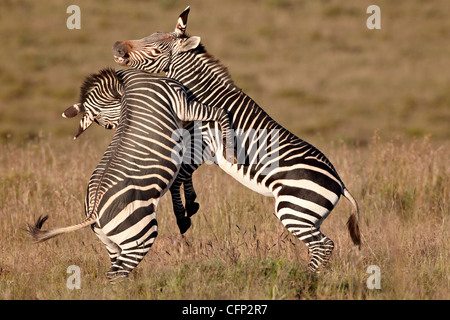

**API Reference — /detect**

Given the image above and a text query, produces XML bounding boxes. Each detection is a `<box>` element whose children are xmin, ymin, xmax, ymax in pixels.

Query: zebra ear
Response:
<box><xmin>74</xmin><ymin>113</ymin><xmax>94</xmax><ymax>140</ymax></box>
<box><xmin>174</xmin><ymin>6</ymin><xmax>190</xmax><ymax>36</ymax></box>
<box><xmin>63</xmin><ymin>103</ymin><xmax>84</xmax><ymax>118</ymax></box>
<box><xmin>180</xmin><ymin>36</ymin><xmax>201</xmax><ymax>52</ymax></box>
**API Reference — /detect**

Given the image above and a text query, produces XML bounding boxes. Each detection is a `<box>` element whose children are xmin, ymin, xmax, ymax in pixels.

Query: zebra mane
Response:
<box><xmin>191</xmin><ymin>43</ymin><xmax>235</xmax><ymax>87</ymax></box>
<box><xmin>79</xmin><ymin>67</ymin><xmax>123</xmax><ymax>104</ymax></box>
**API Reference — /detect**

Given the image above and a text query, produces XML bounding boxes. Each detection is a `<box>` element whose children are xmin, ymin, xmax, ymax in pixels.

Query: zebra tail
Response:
<box><xmin>342</xmin><ymin>188</ymin><xmax>361</xmax><ymax>248</ymax></box>
<box><xmin>26</xmin><ymin>215</ymin><xmax>96</xmax><ymax>243</ymax></box>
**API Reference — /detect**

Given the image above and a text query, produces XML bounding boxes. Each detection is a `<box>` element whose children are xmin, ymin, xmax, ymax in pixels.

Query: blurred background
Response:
<box><xmin>0</xmin><ymin>0</ymin><xmax>449</xmax><ymax>147</ymax></box>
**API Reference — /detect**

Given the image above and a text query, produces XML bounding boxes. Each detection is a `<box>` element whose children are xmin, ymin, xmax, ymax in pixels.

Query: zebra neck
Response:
<box><xmin>168</xmin><ymin>50</ymin><xmax>241</xmax><ymax>107</ymax></box>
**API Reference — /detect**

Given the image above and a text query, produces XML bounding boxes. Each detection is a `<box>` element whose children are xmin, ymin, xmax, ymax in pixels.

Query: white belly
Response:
<box><xmin>217</xmin><ymin>157</ymin><xmax>274</xmax><ymax>197</ymax></box>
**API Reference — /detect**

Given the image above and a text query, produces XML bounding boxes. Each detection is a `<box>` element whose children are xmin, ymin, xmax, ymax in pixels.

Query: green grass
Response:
<box><xmin>0</xmin><ymin>0</ymin><xmax>449</xmax><ymax>300</ymax></box>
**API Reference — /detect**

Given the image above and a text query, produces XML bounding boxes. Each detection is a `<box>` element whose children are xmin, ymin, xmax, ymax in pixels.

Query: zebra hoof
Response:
<box><xmin>186</xmin><ymin>202</ymin><xmax>199</xmax><ymax>217</ymax></box>
<box><xmin>107</xmin><ymin>270</ymin><xmax>129</xmax><ymax>283</ymax></box>
<box><xmin>177</xmin><ymin>216</ymin><xmax>191</xmax><ymax>234</ymax></box>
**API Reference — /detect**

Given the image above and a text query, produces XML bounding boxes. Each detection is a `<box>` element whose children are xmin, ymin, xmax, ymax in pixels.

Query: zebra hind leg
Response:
<box><xmin>92</xmin><ymin>227</ymin><xmax>125</xmax><ymax>280</ymax></box>
<box><xmin>306</xmin><ymin>233</ymin><xmax>335</xmax><ymax>273</ymax></box>
<box><xmin>102</xmin><ymin>218</ymin><xmax>158</xmax><ymax>282</ymax></box>
<box><xmin>106</xmin><ymin>268</ymin><xmax>129</xmax><ymax>283</ymax></box>
<box><xmin>274</xmin><ymin>196</ymin><xmax>335</xmax><ymax>273</ymax></box>
<box><xmin>106</xmin><ymin>243</ymin><xmax>155</xmax><ymax>282</ymax></box>
<box><xmin>106</xmin><ymin>253</ymin><xmax>144</xmax><ymax>282</ymax></box>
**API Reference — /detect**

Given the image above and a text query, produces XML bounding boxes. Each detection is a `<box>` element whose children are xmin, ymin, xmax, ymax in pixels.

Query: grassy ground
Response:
<box><xmin>0</xmin><ymin>0</ymin><xmax>449</xmax><ymax>299</ymax></box>
<box><xmin>0</xmin><ymin>135</ymin><xmax>448</xmax><ymax>299</ymax></box>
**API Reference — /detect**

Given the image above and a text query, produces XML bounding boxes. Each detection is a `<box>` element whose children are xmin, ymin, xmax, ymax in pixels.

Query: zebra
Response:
<box><xmin>111</xmin><ymin>6</ymin><xmax>361</xmax><ymax>272</ymax></box>
<box><xmin>60</xmin><ymin>67</ymin><xmax>233</xmax><ymax>232</ymax></box>
<box><xmin>27</xmin><ymin>67</ymin><xmax>233</xmax><ymax>281</ymax></box>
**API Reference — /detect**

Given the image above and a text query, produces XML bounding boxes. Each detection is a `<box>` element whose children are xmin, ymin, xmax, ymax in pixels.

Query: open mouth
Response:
<box><xmin>114</xmin><ymin>55</ymin><xmax>128</xmax><ymax>66</ymax></box>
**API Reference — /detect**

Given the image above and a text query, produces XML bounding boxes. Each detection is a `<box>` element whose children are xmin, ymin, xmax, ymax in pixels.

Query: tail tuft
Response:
<box><xmin>346</xmin><ymin>212</ymin><xmax>361</xmax><ymax>248</ymax></box>
<box><xmin>26</xmin><ymin>215</ymin><xmax>95</xmax><ymax>243</ymax></box>
<box><xmin>343</xmin><ymin>188</ymin><xmax>361</xmax><ymax>248</ymax></box>
<box><xmin>26</xmin><ymin>215</ymin><xmax>55</xmax><ymax>243</ymax></box>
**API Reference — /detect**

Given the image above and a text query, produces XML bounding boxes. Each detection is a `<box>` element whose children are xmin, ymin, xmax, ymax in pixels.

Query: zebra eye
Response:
<box><xmin>154</xmin><ymin>48</ymin><xmax>161</xmax><ymax>54</ymax></box>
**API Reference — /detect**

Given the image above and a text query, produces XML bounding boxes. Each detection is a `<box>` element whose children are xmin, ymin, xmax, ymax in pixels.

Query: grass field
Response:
<box><xmin>0</xmin><ymin>0</ymin><xmax>449</xmax><ymax>300</ymax></box>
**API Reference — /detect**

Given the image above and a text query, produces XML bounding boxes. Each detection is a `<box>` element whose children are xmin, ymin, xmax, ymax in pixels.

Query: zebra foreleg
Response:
<box><xmin>183</xmin><ymin>176</ymin><xmax>199</xmax><ymax>218</ymax></box>
<box><xmin>170</xmin><ymin>164</ymin><xmax>201</xmax><ymax>234</ymax></box>
<box><xmin>170</xmin><ymin>180</ymin><xmax>191</xmax><ymax>234</ymax></box>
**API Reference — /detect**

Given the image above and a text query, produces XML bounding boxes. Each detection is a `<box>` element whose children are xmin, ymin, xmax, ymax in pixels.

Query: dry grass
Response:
<box><xmin>0</xmin><ymin>0</ymin><xmax>449</xmax><ymax>300</ymax></box>
<box><xmin>0</xmin><ymin>135</ymin><xmax>448</xmax><ymax>299</ymax></box>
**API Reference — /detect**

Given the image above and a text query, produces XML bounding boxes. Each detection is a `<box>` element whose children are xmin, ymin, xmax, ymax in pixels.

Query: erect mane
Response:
<box><xmin>191</xmin><ymin>43</ymin><xmax>235</xmax><ymax>87</ymax></box>
<box><xmin>79</xmin><ymin>67</ymin><xmax>123</xmax><ymax>104</ymax></box>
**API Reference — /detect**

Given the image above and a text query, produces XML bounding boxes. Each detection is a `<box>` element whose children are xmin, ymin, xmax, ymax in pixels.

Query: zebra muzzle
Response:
<box><xmin>114</xmin><ymin>56</ymin><xmax>125</xmax><ymax>64</ymax></box>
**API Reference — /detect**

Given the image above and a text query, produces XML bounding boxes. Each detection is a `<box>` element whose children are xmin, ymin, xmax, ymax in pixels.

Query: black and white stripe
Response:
<box><xmin>111</xmin><ymin>7</ymin><xmax>361</xmax><ymax>273</ymax></box>
<box><xmin>27</xmin><ymin>68</ymin><xmax>232</xmax><ymax>281</ymax></box>
<box><xmin>62</xmin><ymin>68</ymin><xmax>123</xmax><ymax>139</ymax></box>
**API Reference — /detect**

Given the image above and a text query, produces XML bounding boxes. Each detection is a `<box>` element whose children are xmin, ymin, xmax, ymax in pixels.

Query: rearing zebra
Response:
<box><xmin>111</xmin><ymin>7</ymin><xmax>361</xmax><ymax>272</ymax></box>
<box><xmin>61</xmin><ymin>68</ymin><xmax>233</xmax><ymax>232</ymax></box>
<box><xmin>27</xmin><ymin>68</ymin><xmax>233</xmax><ymax>281</ymax></box>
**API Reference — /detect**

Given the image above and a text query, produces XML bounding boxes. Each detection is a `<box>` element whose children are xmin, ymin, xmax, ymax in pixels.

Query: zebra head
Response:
<box><xmin>112</xmin><ymin>6</ymin><xmax>201</xmax><ymax>73</ymax></box>
<box><xmin>63</xmin><ymin>68</ymin><xmax>123</xmax><ymax>139</ymax></box>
